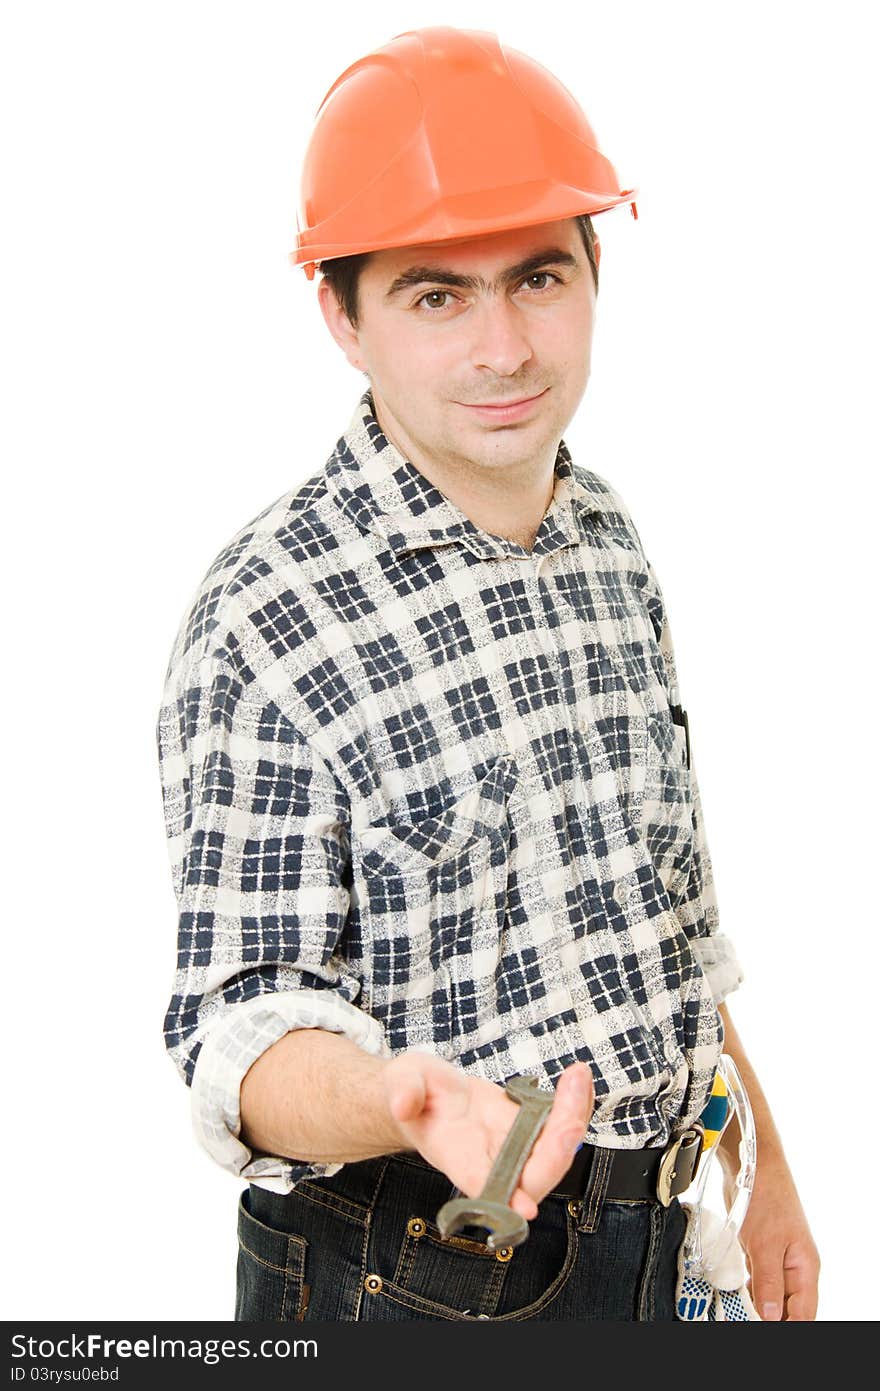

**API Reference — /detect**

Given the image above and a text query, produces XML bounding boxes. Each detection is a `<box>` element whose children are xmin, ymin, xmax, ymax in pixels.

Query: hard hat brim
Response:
<box><xmin>291</xmin><ymin>187</ymin><xmax>638</xmax><ymax>271</ymax></box>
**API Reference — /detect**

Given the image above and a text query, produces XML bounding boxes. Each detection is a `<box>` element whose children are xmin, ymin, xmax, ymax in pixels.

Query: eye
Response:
<box><xmin>521</xmin><ymin>271</ymin><xmax>560</xmax><ymax>291</ymax></box>
<box><xmin>414</xmin><ymin>289</ymin><xmax>456</xmax><ymax>313</ymax></box>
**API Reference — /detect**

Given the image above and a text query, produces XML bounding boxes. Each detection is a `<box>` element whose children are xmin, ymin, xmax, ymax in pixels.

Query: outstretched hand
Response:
<box><xmin>382</xmin><ymin>1052</ymin><xmax>594</xmax><ymax>1222</ymax></box>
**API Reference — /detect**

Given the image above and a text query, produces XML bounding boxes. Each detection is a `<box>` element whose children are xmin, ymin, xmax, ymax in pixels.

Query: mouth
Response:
<box><xmin>456</xmin><ymin>388</ymin><xmax>550</xmax><ymax>424</ymax></box>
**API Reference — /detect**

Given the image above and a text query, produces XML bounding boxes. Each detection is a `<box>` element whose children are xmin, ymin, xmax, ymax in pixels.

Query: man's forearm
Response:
<box><xmin>239</xmin><ymin>1027</ymin><xmax>408</xmax><ymax>1164</ymax></box>
<box><xmin>717</xmin><ymin>1002</ymin><xmax>787</xmax><ymax>1177</ymax></box>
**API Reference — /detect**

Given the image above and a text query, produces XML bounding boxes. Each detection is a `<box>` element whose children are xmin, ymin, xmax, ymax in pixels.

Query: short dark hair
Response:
<box><xmin>319</xmin><ymin>214</ymin><xmax>599</xmax><ymax>329</ymax></box>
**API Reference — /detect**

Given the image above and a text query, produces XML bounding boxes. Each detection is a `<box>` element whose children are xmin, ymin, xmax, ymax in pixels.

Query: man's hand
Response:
<box><xmin>728</xmin><ymin>1156</ymin><xmax>820</xmax><ymax>1321</ymax></box>
<box><xmin>383</xmin><ymin>1052</ymin><xmax>594</xmax><ymax>1222</ymax></box>
<box><xmin>716</xmin><ymin>1004</ymin><xmax>819</xmax><ymax>1320</ymax></box>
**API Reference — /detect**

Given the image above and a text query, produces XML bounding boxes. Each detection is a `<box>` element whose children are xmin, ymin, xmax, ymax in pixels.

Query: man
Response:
<box><xmin>156</xmin><ymin>26</ymin><xmax>818</xmax><ymax>1320</ymax></box>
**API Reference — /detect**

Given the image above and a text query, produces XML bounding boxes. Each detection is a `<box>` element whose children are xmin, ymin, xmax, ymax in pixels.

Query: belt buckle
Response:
<box><xmin>656</xmin><ymin>1124</ymin><xmax>704</xmax><ymax>1207</ymax></box>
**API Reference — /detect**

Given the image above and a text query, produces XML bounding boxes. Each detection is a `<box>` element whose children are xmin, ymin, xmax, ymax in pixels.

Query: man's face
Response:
<box><xmin>319</xmin><ymin>218</ymin><xmax>596</xmax><ymax>483</ymax></box>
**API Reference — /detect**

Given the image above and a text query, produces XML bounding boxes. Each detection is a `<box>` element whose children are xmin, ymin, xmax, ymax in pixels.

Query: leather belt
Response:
<box><xmin>399</xmin><ymin>1123</ymin><xmax>705</xmax><ymax>1210</ymax></box>
<box><xmin>551</xmin><ymin>1126</ymin><xmax>705</xmax><ymax>1206</ymax></box>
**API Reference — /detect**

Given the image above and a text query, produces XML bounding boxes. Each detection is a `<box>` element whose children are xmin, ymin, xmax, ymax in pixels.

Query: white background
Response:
<box><xmin>3</xmin><ymin>0</ymin><xmax>877</xmax><ymax>1321</ymax></box>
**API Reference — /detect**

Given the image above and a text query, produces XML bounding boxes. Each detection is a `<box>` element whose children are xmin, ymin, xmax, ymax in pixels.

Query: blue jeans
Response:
<box><xmin>235</xmin><ymin>1150</ymin><xmax>688</xmax><ymax>1321</ymax></box>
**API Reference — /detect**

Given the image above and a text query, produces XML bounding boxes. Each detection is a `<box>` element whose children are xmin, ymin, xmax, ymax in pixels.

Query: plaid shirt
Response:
<box><xmin>156</xmin><ymin>389</ymin><xmax>743</xmax><ymax>1194</ymax></box>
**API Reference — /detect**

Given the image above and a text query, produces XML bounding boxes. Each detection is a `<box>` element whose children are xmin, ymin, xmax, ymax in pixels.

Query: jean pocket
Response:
<box><xmin>235</xmin><ymin>1190</ymin><xmax>310</xmax><ymax>1322</ymax></box>
<box><xmin>363</xmin><ymin>1206</ymin><xmax>579</xmax><ymax>1321</ymax></box>
<box><xmin>390</xmin><ymin>1214</ymin><xmax>511</xmax><ymax>1318</ymax></box>
<box><xmin>356</xmin><ymin>755</ymin><xmax>517</xmax><ymax>1054</ymax></box>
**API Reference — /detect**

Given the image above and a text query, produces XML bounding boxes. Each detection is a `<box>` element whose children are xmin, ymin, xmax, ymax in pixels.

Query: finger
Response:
<box><xmin>749</xmin><ymin>1242</ymin><xmax>786</xmax><ymax>1322</ymax></box>
<box><xmin>784</xmin><ymin>1289</ymin><xmax>817</xmax><ymax>1321</ymax></box>
<box><xmin>548</xmin><ymin>1064</ymin><xmax>594</xmax><ymax>1147</ymax></box>
<box><xmin>519</xmin><ymin>1066</ymin><xmax>593</xmax><ymax>1199</ymax></box>
<box><xmin>782</xmin><ymin>1246</ymin><xmax>820</xmax><ymax>1321</ymax></box>
<box><xmin>564</xmin><ymin>1061</ymin><xmax>595</xmax><ymax>1112</ymax></box>
<box><xmin>511</xmin><ymin>1187</ymin><xmax>539</xmax><ymax>1222</ymax></box>
<box><xmin>546</xmin><ymin>1063</ymin><xmax>594</xmax><ymax>1134</ymax></box>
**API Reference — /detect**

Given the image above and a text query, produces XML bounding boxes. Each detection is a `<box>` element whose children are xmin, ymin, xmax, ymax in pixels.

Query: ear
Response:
<box><xmin>317</xmin><ymin>279</ymin><xmax>366</xmax><ymax>372</ymax></box>
<box><xmin>594</xmin><ymin>236</ymin><xmax>602</xmax><ymax>268</ymax></box>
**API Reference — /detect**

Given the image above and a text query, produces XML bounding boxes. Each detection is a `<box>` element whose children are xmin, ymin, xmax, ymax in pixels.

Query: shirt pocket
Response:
<box><xmin>356</xmin><ymin>754</ymin><xmax>517</xmax><ymax>1056</ymax></box>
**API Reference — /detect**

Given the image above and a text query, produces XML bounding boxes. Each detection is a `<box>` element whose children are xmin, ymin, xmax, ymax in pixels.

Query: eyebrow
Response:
<box><xmin>382</xmin><ymin>247</ymin><xmax>580</xmax><ymax>302</ymax></box>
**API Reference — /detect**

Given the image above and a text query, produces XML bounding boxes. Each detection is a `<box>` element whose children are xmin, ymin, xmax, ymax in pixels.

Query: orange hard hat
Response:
<box><xmin>291</xmin><ymin>26</ymin><xmax>637</xmax><ymax>280</ymax></box>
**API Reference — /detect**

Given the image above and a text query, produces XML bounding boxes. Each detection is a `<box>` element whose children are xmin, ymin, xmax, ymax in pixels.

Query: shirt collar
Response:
<box><xmin>324</xmin><ymin>388</ymin><xmax>617</xmax><ymax>561</ymax></box>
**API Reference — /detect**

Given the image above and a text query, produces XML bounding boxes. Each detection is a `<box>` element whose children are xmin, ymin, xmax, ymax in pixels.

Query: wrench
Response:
<box><xmin>435</xmin><ymin>1075</ymin><xmax>555</xmax><ymax>1251</ymax></box>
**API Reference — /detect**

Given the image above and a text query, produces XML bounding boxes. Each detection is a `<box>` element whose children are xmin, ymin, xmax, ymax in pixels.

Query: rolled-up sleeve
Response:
<box><xmin>647</xmin><ymin>566</ymin><xmax>745</xmax><ymax>1007</ymax></box>
<box><xmin>156</xmin><ymin>653</ymin><xmax>390</xmax><ymax>1192</ymax></box>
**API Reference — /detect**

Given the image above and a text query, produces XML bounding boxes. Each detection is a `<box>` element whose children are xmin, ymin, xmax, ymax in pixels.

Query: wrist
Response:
<box><xmin>354</xmin><ymin>1051</ymin><xmax>411</xmax><ymax>1155</ymax></box>
<box><xmin>376</xmin><ymin>1052</ymin><xmax>427</xmax><ymax>1155</ymax></box>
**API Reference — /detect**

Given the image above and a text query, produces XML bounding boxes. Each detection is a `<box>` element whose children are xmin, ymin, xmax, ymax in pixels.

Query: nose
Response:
<box><xmin>468</xmin><ymin>297</ymin><xmax>534</xmax><ymax>377</ymax></box>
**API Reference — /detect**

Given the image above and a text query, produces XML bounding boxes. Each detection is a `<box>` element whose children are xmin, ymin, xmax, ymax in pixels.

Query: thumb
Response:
<box><xmin>552</xmin><ymin>1063</ymin><xmax>594</xmax><ymax>1140</ymax></box>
